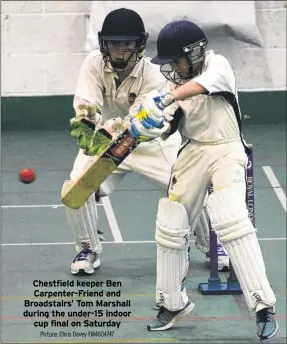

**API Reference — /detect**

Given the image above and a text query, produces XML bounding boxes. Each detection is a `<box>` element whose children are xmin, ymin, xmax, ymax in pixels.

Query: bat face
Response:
<box><xmin>61</xmin><ymin>129</ymin><xmax>139</xmax><ymax>209</ymax></box>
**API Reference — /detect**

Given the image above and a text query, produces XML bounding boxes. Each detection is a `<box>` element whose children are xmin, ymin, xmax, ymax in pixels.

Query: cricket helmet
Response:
<box><xmin>151</xmin><ymin>20</ymin><xmax>208</xmax><ymax>84</ymax></box>
<box><xmin>98</xmin><ymin>8</ymin><xmax>149</xmax><ymax>70</ymax></box>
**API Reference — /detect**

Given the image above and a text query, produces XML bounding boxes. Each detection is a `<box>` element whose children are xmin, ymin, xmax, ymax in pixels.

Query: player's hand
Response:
<box><xmin>134</xmin><ymin>91</ymin><xmax>177</xmax><ymax>129</ymax></box>
<box><xmin>85</xmin><ymin>118</ymin><xmax>129</xmax><ymax>156</ymax></box>
<box><xmin>84</xmin><ymin>127</ymin><xmax>112</xmax><ymax>156</ymax></box>
<box><xmin>154</xmin><ymin>92</ymin><xmax>178</xmax><ymax>121</ymax></box>
<box><xmin>74</xmin><ymin>102</ymin><xmax>103</xmax><ymax>125</ymax></box>
<box><xmin>101</xmin><ymin>117</ymin><xmax>128</xmax><ymax>136</ymax></box>
<box><xmin>134</xmin><ymin>91</ymin><xmax>164</xmax><ymax>129</ymax></box>
<box><xmin>70</xmin><ymin>103</ymin><xmax>102</xmax><ymax>150</ymax></box>
<box><xmin>160</xmin><ymin>93</ymin><xmax>179</xmax><ymax>121</ymax></box>
<box><xmin>129</xmin><ymin>117</ymin><xmax>170</xmax><ymax>142</ymax></box>
<box><xmin>158</xmin><ymin>92</ymin><xmax>176</xmax><ymax>109</ymax></box>
<box><xmin>70</xmin><ymin>117</ymin><xmax>96</xmax><ymax>150</ymax></box>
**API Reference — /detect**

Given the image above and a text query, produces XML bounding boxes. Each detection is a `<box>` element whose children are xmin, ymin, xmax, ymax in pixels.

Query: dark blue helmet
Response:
<box><xmin>151</xmin><ymin>20</ymin><xmax>208</xmax><ymax>84</ymax></box>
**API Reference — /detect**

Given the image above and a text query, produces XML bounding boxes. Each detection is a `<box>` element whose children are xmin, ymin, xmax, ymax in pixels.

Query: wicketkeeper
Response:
<box><xmin>62</xmin><ymin>9</ymin><xmax>226</xmax><ymax>276</ymax></box>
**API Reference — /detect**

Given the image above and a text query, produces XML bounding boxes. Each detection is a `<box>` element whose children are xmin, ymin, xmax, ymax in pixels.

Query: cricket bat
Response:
<box><xmin>61</xmin><ymin>122</ymin><xmax>140</xmax><ymax>209</ymax></box>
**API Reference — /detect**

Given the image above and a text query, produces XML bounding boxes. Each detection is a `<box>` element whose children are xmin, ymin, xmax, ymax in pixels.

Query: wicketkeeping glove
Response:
<box><xmin>69</xmin><ymin>103</ymin><xmax>102</xmax><ymax>151</ymax></box>
<box><xmin>85</xmin><ymin>118</ymin><xmax>128</xmax><ymax>156</ymax></box>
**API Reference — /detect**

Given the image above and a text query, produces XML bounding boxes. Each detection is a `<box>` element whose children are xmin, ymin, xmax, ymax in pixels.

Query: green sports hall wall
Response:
<box><xmin>1</xmin><ymin>91</ymin><xmax>286</xmax><ymax>130</ymax></box>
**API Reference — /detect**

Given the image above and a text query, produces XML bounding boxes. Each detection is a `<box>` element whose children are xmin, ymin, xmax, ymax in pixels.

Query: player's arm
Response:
<box><xmin>171</xmin><ymin>55</ymin><xmax>236</xmax><ymax>101</ymax></box>
<box><xmin>155</xmin><ymin>81</ymin><xmax>183</xmax><ymax>139</ymax></box>
<box><xmin>172</xmin><ymin>81</ymin><xmax>207</xmax><ymax>100</ymax></box>
<box><xmin>73</xmin><ymin>53</ymin><xmax>104</xmax><ymax>123</ymax></box>
<box><xmin>70</xmin><ymin>54</ymin><xmax>106</xmax><ymax>152</ymax></box>
<box><xmin>148</xmin><ymin>55</ymin><xmax>236</xmax><ymax>138</ymax></box>
<box><xmin>130</xmin><ymin>56</ymin><xmax>236</xmax><ymax>141</ymax></box>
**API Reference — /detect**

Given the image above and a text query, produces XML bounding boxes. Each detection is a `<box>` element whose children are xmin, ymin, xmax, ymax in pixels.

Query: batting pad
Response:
<box><xmin>207</xmin><ymin>188</ymin><xmax>276</xmax><ymax>311</ymax></box>
<box><xmin>65</xmin><ymin>195</ymin><xmax>102</xmax><ymax>254</ymax></box>
<box><xmin>194</xmin><ymin>205</ymin><xmax>210</xmax><ymax>253</ymax></box>
<box><xmin>155</xmin><ymin>198</ymin><xmax>190</xmax><ymax>311</ymax></box>
<box><xmin>206</xmin><ymin>188</ymin><xmax>254</xmax><ymax>242</ymax></box>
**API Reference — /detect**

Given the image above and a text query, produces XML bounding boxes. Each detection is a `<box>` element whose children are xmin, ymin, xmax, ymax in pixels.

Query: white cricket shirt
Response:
<box><xmin>173</xmin><ymin>50</ymin><xmax>242</xmax><ymax>144</ymax></box>
<box><xmin>73</xmin><ymin>50</ymin><xmax>166</xmax><ymax>122</ymax></box>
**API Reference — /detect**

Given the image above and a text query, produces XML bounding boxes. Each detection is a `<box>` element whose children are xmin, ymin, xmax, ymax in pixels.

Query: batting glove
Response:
<box><xmin>129</xmin><ymin>118</ymin><xmax>170</xmax><ymax>142</ymax></box>
<box><xmin>134</xmin><ymin>91</ymin><xmax>177</xmax><ymax>130</ymax></box>
<box><xmin>133</xmin><ymin>91</ymin><xmax>163</xmax><ymax>129</ymax></box>
<box><xmin>157</xmin><ymin>92</ymin><xmax>176</xmax><ymax>109</ymax></box>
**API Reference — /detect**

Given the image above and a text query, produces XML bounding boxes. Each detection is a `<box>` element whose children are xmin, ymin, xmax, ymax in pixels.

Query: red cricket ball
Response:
<box><xmin>19</xmin><ymin>168</ymin><xmax>36</xmax><ymax>184</ymax></box>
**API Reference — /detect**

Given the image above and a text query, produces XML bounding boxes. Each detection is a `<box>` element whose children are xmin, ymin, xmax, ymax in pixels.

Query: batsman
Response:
<box><xmin>130</xmin><ymin>20</ymin><xmax>278</xmax><ymax>340</ymax></box>
<box><xmin>62</xmin><ymin>9</ymin><xmax>227</xmax><ymax>276</ymax></box>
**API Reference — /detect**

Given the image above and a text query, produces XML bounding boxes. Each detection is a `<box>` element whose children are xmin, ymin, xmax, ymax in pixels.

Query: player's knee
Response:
<box><xmin>156</xmin><ymin>198</ymin><xmax>190</xmax><ymax>249</ymax></box>
<box><xmin>206</xmin><ymin>188</ymin><xmax>255</xmax><ymax>243</ymax></box>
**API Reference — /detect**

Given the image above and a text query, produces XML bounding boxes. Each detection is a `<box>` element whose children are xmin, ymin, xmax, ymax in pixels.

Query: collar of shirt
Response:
<box><xmin>103</xmin><ymin>58</ymin><xmax>144</xmax><ymax>78</ymax></box>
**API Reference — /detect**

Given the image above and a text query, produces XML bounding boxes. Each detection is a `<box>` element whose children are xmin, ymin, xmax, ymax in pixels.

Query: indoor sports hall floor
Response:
<box><xmin>1</xmin><ymin>124</ymin><xmax>286</xmax><ymax>343</ymax></box>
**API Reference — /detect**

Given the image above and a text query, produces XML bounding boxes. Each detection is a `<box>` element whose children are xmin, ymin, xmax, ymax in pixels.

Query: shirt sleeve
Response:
<box><xmin>126</xmin><ymin>64</ymin><xmax>167</xmax><ymax>119</ymax></box>
<box><xmin>192</xmin><ymin>54</ymin><xmax>236</xmax><ymax>95</ymax></box>
<box><xmin>73</xmin><ymin>52</ymin><xmax>104</xmax><ymax>117</ymax></box>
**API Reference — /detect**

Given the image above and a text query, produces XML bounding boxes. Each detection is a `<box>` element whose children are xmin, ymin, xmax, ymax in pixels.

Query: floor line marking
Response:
<box><xmin>1</xmin><ymin>237</ymin><xmax>286</xmax><ymax>247</ymax></box>
<box><xmin>1</xmin><ymin>204</ymin><xmax>103</xmax><ymax>209</ymax></box>
<box><xmin>101</xmin><ymin>196</ymin><xmax>123</xmax><ymax>242</ymax></box>
<box><xmin>262</xmin><ymin>166</ymin><xmax>286</xmax><ymax>212</ymax></box>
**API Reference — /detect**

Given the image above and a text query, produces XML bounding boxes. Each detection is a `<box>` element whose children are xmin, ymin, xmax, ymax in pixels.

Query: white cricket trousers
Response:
<box><xmin>168</xmin><ymin>139</ymin><xmax>248</xmax><ymax>230</ymax></box>
<box><xmin>70</xmin><ymin>132</ymin><xmax>182</xmax><ymax>194</ymax></box>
